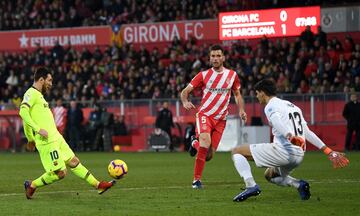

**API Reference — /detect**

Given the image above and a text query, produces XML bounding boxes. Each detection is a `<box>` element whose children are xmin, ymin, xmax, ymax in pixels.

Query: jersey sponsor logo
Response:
<box><xmin>287</xmin><ymin>103</ymin><xmax>295</xmax><ymax>107</ymax></box>
<box><xmin>207</xmin><ymin>88</ymin><xmax>229</xmax><ymax>93</ymax></box>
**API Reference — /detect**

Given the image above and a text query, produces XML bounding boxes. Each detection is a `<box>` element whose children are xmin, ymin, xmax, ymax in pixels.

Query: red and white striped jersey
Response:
<box><xmin>52</xmin><ymin>106</ymin><xmax>67</xmax><ymax>128</ymax></box>
<box><xmin>189</xmin><ymin>67</ymin><xmax>241</xmax><ymax>120</ymax></box>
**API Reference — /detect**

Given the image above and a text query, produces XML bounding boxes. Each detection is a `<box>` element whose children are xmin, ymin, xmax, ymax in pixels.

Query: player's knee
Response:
<box><xmin>56</xmin><ymin>169</ymin><xmax>67</xmax><ymax>179</ymax></box>
<box><xmin>231</xmin><ymin>148</ymin><xmax>237</xmax><ymax>155</ymax></box>
<box><xmin>199</xmin><ymin>136</ymin><xmax>210</xmax><ymax>147</ymax></box>
<box><xmin>231</xmin><ymin>147</ymin><xmax>243</xmax><ymax>156</ymax></box>
<box><xmin>264</xmin><ymin>168</ymin><xmax>279</xmax><ymax>182</ymax></box>
<box><xmin>67</xmin><ymin>156</ymin><xmax>80</xmax><ymax>168</ymax></box>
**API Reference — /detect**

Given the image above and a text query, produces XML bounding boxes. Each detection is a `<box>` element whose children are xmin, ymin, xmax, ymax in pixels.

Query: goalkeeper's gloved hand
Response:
<box><xmin>323</xmin><ymin>147</ymin><xmax>349</xmax><ymax>169</ymax></box>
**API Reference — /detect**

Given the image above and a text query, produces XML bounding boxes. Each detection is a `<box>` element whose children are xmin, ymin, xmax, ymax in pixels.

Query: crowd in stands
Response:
<box><xmin>1</xmin><ymin>0</ymin><xmax>360</xmax><ymax>110</ymax></box>
<box><xmin>1</xmin><ymin>26</ymin><xmax>360</xmax><ymax>109</ymax></box>
<box><xmin>0</xmin><ymin>0</ymin><xmax>356</xmax><ymax>30</ymax></box>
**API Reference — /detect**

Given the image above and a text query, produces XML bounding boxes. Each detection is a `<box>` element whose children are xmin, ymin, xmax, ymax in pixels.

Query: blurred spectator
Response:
<box><xmin>52</xmin><ymin>98</ymin><xmax>67</xmax><ymax>135</ymax></box>
<box><xmin>315</xmin><ymin>26</ymin><xmax>327</xmax><ymax>48</ymax></box>
<box><xmin>113</xmin><ymin>115</ymin><xmax>128</xmax><ymax>136</ymax></box>
<box><xmin>50</xmin><ymin>40</ymin><xmax>65</xmax><ymax>61</ymax></box>
<box><xmin>11</xmin><ymin>93</ymin><xmax>22</xmax><ymax>108</ymax></box>
<box><xmin>101</xmin><ymin>107</ymin><xmax>114</xmax><ymax>151</ymax></box>
<box><xmin>65</xmin><ymin>100</ymin><xmax>83</xmax><ymax>151</ymax></box>
<box><xmin>300</xmin><ymin>26</ymin><xmax>315</xmax><ymax>48</ymax></box>
<box><xmin>86</xmin><ymin>104</ymin><xmax>103</xmax><ymax>151</ymax></box>
<box><xmin>342</xmin><ymin>92</ymin><xmax>360</xmax><ymax>151</ymax></box>
<box><xmin>6</xmin><ymin>70</ymin><xmax>18</xmax><ymax>86</ymax></box>
<box><xmin>155</xmin><ymin>101</ymin><xmax>175</xmax><ymax>151</ymax></box>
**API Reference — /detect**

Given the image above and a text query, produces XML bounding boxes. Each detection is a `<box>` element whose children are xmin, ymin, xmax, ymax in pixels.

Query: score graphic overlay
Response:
<box><xmin>219</xmin><ymin>6</ymin><xmax>320</xmax><ymax>40</ymax></box>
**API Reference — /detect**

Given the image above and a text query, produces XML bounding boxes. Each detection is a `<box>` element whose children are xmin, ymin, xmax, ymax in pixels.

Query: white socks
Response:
<box><xmin>270</xmin><ymin>176</ymin><xmax>300</xmax><ymax>188</ymax></box>
<box><xmin>232</xmin><ymin>154</ymin><xmax>256</xmax><ymax>188</ymax></box>
<box><xmin>232</xmin><ymin>153</ymin><xmax>300</xmax><ymax>189</ymax></box>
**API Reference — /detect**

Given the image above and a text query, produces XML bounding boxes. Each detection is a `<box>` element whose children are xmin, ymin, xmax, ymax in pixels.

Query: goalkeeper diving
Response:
<box><xmin>231</xmin><ymin>79</ymin><xmax>349</xmax><ymax>202</ymax></box>
<box><xmin>19</xmin><ymin>67</ymin><xmax>115</xmax><ymax>199</ymax></box>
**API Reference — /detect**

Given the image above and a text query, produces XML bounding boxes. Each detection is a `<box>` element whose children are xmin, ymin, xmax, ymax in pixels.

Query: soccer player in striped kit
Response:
<box><xmin>181</xmin><ymin>44</ymin><xmax>247</xmax><ymax>189</ymax></box>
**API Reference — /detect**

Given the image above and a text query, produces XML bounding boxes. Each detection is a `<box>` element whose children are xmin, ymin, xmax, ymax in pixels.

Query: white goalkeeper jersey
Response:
<box><xmin>264</xmin><ymin>97</ymin><xmax>307</xmax><ymax>151</ymax></box>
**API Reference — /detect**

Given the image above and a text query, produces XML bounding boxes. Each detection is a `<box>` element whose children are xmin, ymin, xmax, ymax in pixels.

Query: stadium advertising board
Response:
<box><xmin>0</xmin><ymin>26</ymin><xmax>111</xmax><ymax>51</ymax></box>
<box><xmin>120</xmin><ymin>20</ymin><xmax>218</xmax><ymax>44</ymax></box>
<box><xmin>219</xmin><ymin>6</ymin><xmax>320</xmax><ymax>40</ymax></box>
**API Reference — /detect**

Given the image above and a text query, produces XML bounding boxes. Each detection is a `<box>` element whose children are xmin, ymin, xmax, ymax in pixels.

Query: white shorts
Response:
<box><xmin>250</xmin><ymin>142</ymin><xmax>304</xmax><ymax>176</ymax></box>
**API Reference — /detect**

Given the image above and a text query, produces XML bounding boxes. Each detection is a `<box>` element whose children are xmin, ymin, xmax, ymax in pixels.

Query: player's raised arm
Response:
<box><xmin>233</xmin><ymin>89</ymin><xmax>247</xmax><ymax>122</ymax></box>
<box><xmin>180</xmin><ymin>84</ymin><xmax>196</xmax><ymax>110</ymax></box>
<box><xmin>304</xmin><ymin>124</ymin><xmax>349</xmax><ymax>169</ymax></box>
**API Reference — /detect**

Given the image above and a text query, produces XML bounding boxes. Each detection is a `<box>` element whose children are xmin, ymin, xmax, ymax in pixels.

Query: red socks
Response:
<box><xmin>194</xmin><ymin>147</ymin><xmax>208</xmax><ymax>180</ymax></box>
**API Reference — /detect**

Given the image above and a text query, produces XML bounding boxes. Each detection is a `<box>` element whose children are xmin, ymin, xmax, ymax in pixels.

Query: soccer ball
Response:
<box><xmin>113</xmin><ymin>145</ymin><xmax>121</xmax><ymax>152</ymax></box>
<box><xmin>108</xmin><ymin>159</ymin><xmax>128</xmax><ymax>179</ymax></box>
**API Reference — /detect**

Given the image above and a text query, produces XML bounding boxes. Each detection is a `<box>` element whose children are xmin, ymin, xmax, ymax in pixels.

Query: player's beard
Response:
<box><xmin>42</xmin><ymin>84</ymin><xmax>50</xmax><ymax>94</ymax></box>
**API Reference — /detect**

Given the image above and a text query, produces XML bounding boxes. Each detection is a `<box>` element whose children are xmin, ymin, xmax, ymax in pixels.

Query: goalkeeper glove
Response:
<box><xmin>323</xmin><ymin>147</ymin><xmax>349</xmax><ymax>169</ymax></box>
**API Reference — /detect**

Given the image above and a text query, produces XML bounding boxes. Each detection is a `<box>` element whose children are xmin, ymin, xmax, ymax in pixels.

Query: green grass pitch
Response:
<box><xmin>0</xmin><ymin>151</ymin><xmax>359</xmax><ymax>216</ymax></box>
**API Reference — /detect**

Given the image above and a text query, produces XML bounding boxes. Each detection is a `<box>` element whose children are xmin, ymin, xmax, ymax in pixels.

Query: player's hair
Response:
<box><xmin>254</xmin><ymin>79</ymin><xmax>277</xmax><ymax>96</ymax></box>
<box><xmin>34</xmin><ymin>67</ymin><xmax>52</xmax><ymax>81</ymax></box>
<box><xmin>209</xmin><ymin>44</ymin><xmax>224</xmax><ymax>55</ymax></box>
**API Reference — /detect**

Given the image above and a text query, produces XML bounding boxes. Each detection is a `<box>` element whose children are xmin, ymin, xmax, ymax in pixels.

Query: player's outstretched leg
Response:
<box><xmin>24</xmin><ymin>171</ymin><xmax>64</xmax><ymax>199</ymax></box>
<box><xmin>68</xmin><ymin>157</ymin><xmax>116</xmax><ymax>194</ymax></box>
<box><xmin>233</xmin><ymin>185</ymin><xmax>261</xmax><ymax>202</ymax></box>
<box><xmin>297</xmin><ymin>180</ymin><xmax>311</xmax><ymax>200</ymax></box>
<box><xmin>98</xmin><ymin>180</ymin><xmax>116</xmax><ymax>194</ymax></box>
<box><xmin>188</xmin><ymin>135</ymin><xmax>199</xmax><ymax>157</ymax></box>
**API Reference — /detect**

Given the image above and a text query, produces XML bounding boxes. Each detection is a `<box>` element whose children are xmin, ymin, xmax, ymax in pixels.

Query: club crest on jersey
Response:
<box><xmin>44</xmin><ymin>103</ymin><xmax>49</xmax><ymax>108</ymax></box>
<box><xmin>53</xmin><ymin>161</ymin><xmax>58</xmax><ymax>166</ymax></box>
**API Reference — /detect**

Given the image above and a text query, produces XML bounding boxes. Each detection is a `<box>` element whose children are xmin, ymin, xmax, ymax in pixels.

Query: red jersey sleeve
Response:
<box><xmin>232</xmin><ymin>72</ymin><xmax>241</xmax><ymax>91</ymax></box>
<box><xmin>189</xmin><ymin>72</ymin><xmax>203</xmax><ymax>88</ymax></box>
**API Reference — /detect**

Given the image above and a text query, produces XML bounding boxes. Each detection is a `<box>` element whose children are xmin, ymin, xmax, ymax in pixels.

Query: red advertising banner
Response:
<box><xmin>219</xmin><ymin>6</ymin><xmax>320</xmax><ymax>40</ymax></box>
<box><xmin>0</xmin><ymin>26</ymin><xmax>111</xmax><ymax>51</ymax></box>
<box><xmin>120</xmin><ymin>19</ymin><xmax>218</xmax><ymax>44</ymax></box>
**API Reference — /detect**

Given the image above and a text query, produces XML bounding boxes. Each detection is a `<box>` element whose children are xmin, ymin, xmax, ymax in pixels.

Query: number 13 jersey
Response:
<box><xmin>264</xmin><ymin>97</ymin><xmax>307</xmax><ymax>149</ymax></box>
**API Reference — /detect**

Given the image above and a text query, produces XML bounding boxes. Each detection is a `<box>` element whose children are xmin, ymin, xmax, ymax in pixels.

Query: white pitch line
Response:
<box><xmin>1</xmin><ymin>179</ymin><xmax>359</xmax><ymax>197</ymax></box>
